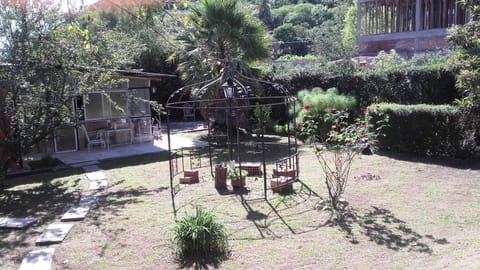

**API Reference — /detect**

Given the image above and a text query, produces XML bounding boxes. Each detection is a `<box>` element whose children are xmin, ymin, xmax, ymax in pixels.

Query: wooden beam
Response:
<box><xmin>358</xmin><ymin>28</ymin><xmax>447</xmax><ymax>42</ymax></box>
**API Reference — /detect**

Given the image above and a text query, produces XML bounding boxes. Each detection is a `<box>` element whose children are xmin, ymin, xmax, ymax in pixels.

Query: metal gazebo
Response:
<box><xmin>165</xmin><ymin>73</ymin><xmax>299</xmax><ymax>216</ymax></box>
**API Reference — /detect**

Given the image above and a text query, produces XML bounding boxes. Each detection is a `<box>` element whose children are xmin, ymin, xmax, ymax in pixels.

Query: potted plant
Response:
<box><xmin>227</xmin><ymin>168</ymin><xmax>247</xmax><ymax>188</ymax></box>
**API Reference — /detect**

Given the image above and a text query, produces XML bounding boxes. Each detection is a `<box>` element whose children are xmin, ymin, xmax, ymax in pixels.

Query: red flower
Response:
<box><xmin>331</xmin><ymin>106</ymin><xmax>337</xmax><ymax>111</ymax></box>
<box><xmin>303</xmin><ymin>104</ymin><xmax>312</xmax><ymax>110</ymax></box>
<box><xmin>364</xmin><ymin>107</ymin><xmax>370</xmax><ymax>115</ymax></box>
<box><xmin>296</xmin><ymin>123</ymin><xmax>302</xmax><ymax>129</ymax></box>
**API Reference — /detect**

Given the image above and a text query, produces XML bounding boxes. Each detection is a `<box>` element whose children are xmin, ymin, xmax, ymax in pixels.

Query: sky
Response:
<box><xmin>58</xmin><ymin>0</ymin><xmax>99</xmax><ymax>12</ymax></box>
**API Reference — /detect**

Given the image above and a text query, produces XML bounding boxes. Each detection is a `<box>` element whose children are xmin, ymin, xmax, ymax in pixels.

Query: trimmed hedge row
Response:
<box><xmin>274</xmin><ymin>67</ymin><xmax>457</xmax><ymax>108</ymax></box>
<box><xmin>369</xmin><ymin>103</ymin><xmax>480</xmax><ymax>158</ymax></box>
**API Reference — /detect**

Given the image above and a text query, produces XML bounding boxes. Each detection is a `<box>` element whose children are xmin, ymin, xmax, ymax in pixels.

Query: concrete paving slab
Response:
<box><xmin>61</xmin><ymin>206</ymin><xmax>90</xmax><ymax>221</ymax></box>
<box><xmin>85</xmin><ymin>171</ymin><xmax>106</xmax><ymax>181</ymax></box>
<box><xmin>89</xmin><ymin>180</ymin><xmax>108</xmax><ymax>190</ymax></box>
<box><xmin>53</xmin><ymin>125</ymin><xmax>208</xmax><ymax>166</ymax></box>
<box><xmin>19</xmin><ymin>248</ymin><xmax>54</xmax><ymax>270</ymax></box>
<box><xmin>0</xmin><ymin>217</ymin><xmax>36</xmax><ymax>229</ymax></box>
<box><xmin>82</xmin><ymin>165</ymin><xmax>101</xmax><ymax>172</ymax></box>
<box><xmin>79</xmin><ymin>194</ymin><xmax>98</xmax><ymax>205</ymax></box>
<box><xmin>36</xmin><ymin>223</ymin><xmax>73</xmax><ymax>245</ymax></box>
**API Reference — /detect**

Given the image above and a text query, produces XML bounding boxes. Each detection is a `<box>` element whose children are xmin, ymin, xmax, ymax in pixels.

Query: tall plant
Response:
<box><xmin>298</xmin><ymin>106</ymin><xmax>387</xmax><ymax>216</ymax></box>
<box><xmin>174</xmin><ymin>207</ymin><xmax>228</xmax><ymax>259</ymax></box>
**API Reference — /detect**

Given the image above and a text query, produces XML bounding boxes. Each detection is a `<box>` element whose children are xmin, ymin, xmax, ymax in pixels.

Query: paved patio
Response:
<box><xmin>53</xmin><ymin>122</ymin><xmax>208</xmax><ymax>167</ymax></box>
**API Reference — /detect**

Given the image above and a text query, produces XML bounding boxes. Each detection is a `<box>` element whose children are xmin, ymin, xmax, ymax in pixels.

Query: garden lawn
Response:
<box><xmin>1</xmin><ymin>145</ymin><xmax>479</xmax><ymax>269</ymax></box>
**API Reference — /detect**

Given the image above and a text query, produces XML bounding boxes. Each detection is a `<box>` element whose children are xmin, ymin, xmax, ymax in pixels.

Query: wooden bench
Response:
<box><xmin>272</xmin><ymin>168</ymin><xmax>296</xmax><ymax>178</ymax></box>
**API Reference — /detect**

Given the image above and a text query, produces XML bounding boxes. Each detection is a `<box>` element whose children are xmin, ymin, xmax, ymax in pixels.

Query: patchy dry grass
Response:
<box><xmin>1</xmin><ymin>140</ymin><xmax>479</xmax><ymax>269</ymax></box>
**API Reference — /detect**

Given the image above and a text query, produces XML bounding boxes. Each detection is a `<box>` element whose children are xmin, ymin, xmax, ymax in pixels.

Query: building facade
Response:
<box><xmin>357</xmin><ymin>0</ymin><xmax>471</xmax><ymax>56</ymax></box>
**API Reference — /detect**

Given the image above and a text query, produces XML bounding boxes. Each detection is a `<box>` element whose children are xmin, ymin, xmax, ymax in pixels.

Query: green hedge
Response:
<box><xmin>273</xmin><ymin>67</ymin><xmax>457</xmax><ymax>108</ymax></box>
<box><xmin>368</xmin><ymin>103</ymin><xmax>479</xmax><ymax>158</ymax></box>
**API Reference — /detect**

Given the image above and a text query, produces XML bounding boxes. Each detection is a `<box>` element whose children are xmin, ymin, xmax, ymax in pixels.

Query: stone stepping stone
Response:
<box><xmin>19</xmin><ymin>248</ymin><xmax>54</xmax><ymax>270</ymax></box>
<box><xmin>0</xmin><ymin>217</ymin><xmax>36</xmax><ymax>229</ymax></box>
<box><xmin>79</xmin><ymin>194</ymin><xmax>98</xmax><ymax>205</ymax></box>
<box><xmin>61</xmin><ymin>206</ymin><xmax>90</xmax><ymax>221</ymax></box>
<box><xmin>36</xmin><ymin>223</ymin><xmax>73</xmax><ymax>245</ymax></box>
<box><xmin>82</xmin><ymin>165</ymin><xmax>101</xmax><ymax>172</ymax></box>
<box><xmin>89</xmin><ymin>180</ymin><xmax>108</xmax><ymax>190</ymax></box>
<box><xmin>85</xmin><ymin>171</ymin><xmax>106</xmax><ymax>181</ymax></box>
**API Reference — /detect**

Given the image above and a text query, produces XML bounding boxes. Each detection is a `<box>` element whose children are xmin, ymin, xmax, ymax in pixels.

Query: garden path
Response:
<box><xmin>19</xmin><ymin>164</ymin><xmax>104</xmax><ymax>269</ymax></box>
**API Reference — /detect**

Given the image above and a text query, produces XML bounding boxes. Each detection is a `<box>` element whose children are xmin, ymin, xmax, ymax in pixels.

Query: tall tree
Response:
<box><xmin>342</xmin><ymin>1</ymin><xmax>357</xmax><ymax>56</ymax></box>
<box><xmin>0</xmin><ymin>1</ymin><xmax>136</xmax><ymax>184</ymax></box>
<box><xmin>258</xmin><ymin>0</ymin><xmax>274</xmax><ymax>30</ymax></box>
<box><xmin>171</xmin><ymin>0</ymin><xmax>271</xmax><ymax>82</ymax></box>
<box><xmin>447</xmin><ymin>0</ymin><xmax>480</xmax><ymax>104</ymax></box>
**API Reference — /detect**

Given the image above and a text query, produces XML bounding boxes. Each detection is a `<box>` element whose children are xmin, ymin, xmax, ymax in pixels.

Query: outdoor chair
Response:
<box><xmin>81</xmin><ymin>124</ymin><xmax>106</xmax><ymax>151</ymax></box>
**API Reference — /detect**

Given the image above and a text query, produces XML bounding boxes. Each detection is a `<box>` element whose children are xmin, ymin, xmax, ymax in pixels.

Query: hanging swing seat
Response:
<box><xmin>235</xmin><ymin>162</ymin><xmax>262</xmax><ymax>175</ymax></box>
<box><xmin>271</xmin><ymin>176</ymin><xmax>294</xmax><ymax>193</ymax></box>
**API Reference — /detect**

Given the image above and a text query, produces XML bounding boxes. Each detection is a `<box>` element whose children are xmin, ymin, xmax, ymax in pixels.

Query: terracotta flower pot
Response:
<box><xmin>231</xmin><ymin>176</ymin><xmax>246</xmax><ymax>188</ymax></box>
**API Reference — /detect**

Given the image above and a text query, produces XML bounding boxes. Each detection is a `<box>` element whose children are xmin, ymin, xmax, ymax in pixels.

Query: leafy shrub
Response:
<box><xmin>252</xmin><ymin>105</ymin><xmax>277</xmax><ymax>135</ymax></box>
<box><xmin>174</xmin><ymin>207</ymin><xmax>228</xmax><ymax>259</ymax></box>
<box><xmin>295</xmin><ymin>87</ymin><xmax>356</xmax><ymax>139</ymax></box>
<box><xmin>259</xmin><ymin>53</ymin><xmax>457</xmax><ymax>108</ymax></box>
<box><xmin>276</xmin><ymin>54</ymin><xmax>318</xmax><ymax>62</ymax></box>
<box><xmin>227</xmin><ymin>168</ymin><xmax>248</xmax><ymax>179</ymax></box>
<box><xmin>274</xmin><ymin>123</ymin><xmax>293</xmax><ymax>136</ymax></box>
<box><xmin>368</xmin><ymin>103</ymin><xmax>464</xmax><ymax>157</ymax></box>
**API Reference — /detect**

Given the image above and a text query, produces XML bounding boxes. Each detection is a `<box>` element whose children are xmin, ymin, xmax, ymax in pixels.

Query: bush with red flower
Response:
<box><xmin>295</xmin><ymin>87</ymin><xmax>356</xmax><ymax>141</ymax></box>
<box><xmin>297</xmin><ymin>104</ymin><xmax>388</xmax><ymax>216</ymax></box>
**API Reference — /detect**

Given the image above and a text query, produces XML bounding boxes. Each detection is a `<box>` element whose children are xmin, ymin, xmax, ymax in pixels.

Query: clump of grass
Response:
<box><xmin>174</xmin><ymin>207</ymin><xmax>228</xmax><ymax>259</ymax></box>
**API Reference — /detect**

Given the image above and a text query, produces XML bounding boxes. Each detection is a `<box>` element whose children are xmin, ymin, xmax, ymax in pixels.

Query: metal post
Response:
<box><xmin>261</xmin><ymin>106</ymin><xmax>267</xmax><ymax>200</ymax></box>
<box><xmin>208</xmin><ymin>106</ymin><xmax>214</xmax><ymax>177</ymax></box>
<box><xmin>236</xmin><ymin>108</ymin><xmax>241</xmax><ymax>174</ymax></box>
<box><xmin>167</xmin><ymin>108</ymin><xmax>176</xmax><ymax>218</ymax></box>
<box><xmin>287</xmin><ymin>97</ymin><xmax>292</xmax><ymax>168</ymax></box>
<box><xmin>292</xmin><ymin>98</ymin><xmax>299</xmax><ymax>176</ymax></box>
<box><xmin>226</xmin><ymin>97</ymin><xmax>233</xmax><ymax>163</ymax></box>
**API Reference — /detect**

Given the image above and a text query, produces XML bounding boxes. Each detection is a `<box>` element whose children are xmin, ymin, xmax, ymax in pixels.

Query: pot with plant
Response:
<box><xmin>228</xmin><ymin>168</ymin><xmax>247</xmax><ymax>188</ymax></box>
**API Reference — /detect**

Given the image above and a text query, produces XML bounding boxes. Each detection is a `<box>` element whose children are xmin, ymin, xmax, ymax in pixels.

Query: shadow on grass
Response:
<box><xmin>87</xmin><ymin>181</ymin><xmax>169</xmax><ymax>258</ymax></box>
<box><xmin>233</xmin><ymin>180</ymin><xmax>324</xmax><ymax>240</ymax></box>
<box><xmin>4</xmin><ymin>168</ymin><xmax>83</xmax><ymax>188</ymax></box>
<box><xmin>91</xmin><ymin>183</ymin><xmax>169</xmax><ymax>219</ymax></box>
<box><xmin>99</xmin><ymin>152</ymin><xmax>170</xmax><ymax>170</ymax></box>
<box><xmin>377</xmin><ymin>151</ymin><xmax>480</xmax><ymax>170</ymax></box>
<box><xmin>176</xmin><ymin>252</ymin><xmax>227</xmax><ymax>270</ymax></box>
<box><xmin>330</xmin><ymin>206</ymin><xmax>449</xmax><ymax>253</ymax></box>
<box><xmin>0</xmin><ymin>172</ymin><xmax>83</xmax><ymax>258</ymax></box>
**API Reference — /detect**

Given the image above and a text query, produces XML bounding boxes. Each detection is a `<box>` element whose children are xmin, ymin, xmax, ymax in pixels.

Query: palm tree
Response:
<box><xmin>173</xmin><ymin>0</ymin><xmax>271</xmax><ymax>82</ymax></box>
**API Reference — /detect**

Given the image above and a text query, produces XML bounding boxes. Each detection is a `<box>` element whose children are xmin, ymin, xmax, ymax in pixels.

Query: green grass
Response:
<box><xmin>1</xmin><ymin>136</ymin><xmax>479</xmax><ymax>269</ymax></box>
